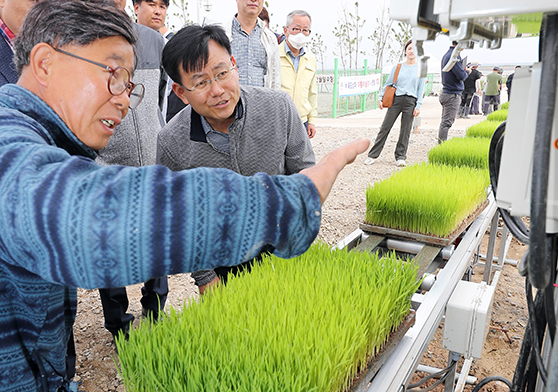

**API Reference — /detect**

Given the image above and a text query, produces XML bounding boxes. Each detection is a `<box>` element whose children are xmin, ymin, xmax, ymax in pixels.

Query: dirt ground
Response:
<box><xmin>73</xmin><ymin>120</ymin><xmax>528</xmax><ymax>392</ymax></box>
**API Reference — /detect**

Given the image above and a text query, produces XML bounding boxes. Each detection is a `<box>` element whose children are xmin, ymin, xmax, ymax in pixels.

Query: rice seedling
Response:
<box><xmin>117</xmin><ymin>244</ymin><xmax>421</xmax><ymax>392</ymax></box>
<box><xmin>501</xmin><ymin>102</ymin><xmax>509</xmax><ymax>110</ymax></box>
<box><xmin>428</xmin><ymin>137</ymin><xmax>490</xmax><ymax>172</ymax></box>
<box><xmin>365</xmin><ymin>163</ymin><xmax>489</xmax><ymax>237</ymax></box>
<box><xmin>465</xmin><ymin>120</ymin><xmax>502</xmax><ymax>139</ymax></box>
<box><xmin>487</xmin><ymin>109</ymin><xmax>508</xmax><ymax>122</ymax></box>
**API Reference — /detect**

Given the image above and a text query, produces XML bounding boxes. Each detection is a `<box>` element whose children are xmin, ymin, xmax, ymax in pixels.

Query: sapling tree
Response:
<box><xmin>170</xmin><ymin>0</ymin><xmax>191</xmax><ymax>30</ymax></box>
<box><xmin>310</xmin><ymin>33</ymin><xmax>328</xmax><ymax>72</ymax></box>
<box><xmin>369</xmin><ymin>1</ymin><xmax>398</xmax><ymax>70</ymax></box>
<box><xmin>333</xmin><ymin>2</ymin><xmax>365</xmax><ymax>70</ymax></box>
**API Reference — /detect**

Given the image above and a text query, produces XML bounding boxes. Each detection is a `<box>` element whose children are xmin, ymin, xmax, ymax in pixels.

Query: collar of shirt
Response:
<box><xmin>199</xmin><ymin>100</ymin><xmax>244</xmax><ymax>154</ymax></box>
<box><xmin>0</xmin><ymin>17</ymin><xmax>15</xmax><ymax>51</ymax></box>
<box><xmin>284</xmin><ymin>41</ymin><xmax>306</xmax><ymax>72</ymax></box>
<box><xmin>232</xmin><ymin>16</ymin><xmax>260</xmax><ymax>35</ymax></box>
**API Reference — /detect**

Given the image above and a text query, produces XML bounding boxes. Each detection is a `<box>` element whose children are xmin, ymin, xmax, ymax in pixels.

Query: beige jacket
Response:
<box><xmin>279</xmin><ymin>42</ymin><xmax>318</xmax><ymax>124</ymax></box>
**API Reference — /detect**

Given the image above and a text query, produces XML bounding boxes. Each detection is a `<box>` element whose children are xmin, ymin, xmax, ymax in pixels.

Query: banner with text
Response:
<box><xmin>338</xmin><ymin>73</ymin><xmax>382</xmax><ymax>97</ymax></box>
<box><xmin>316</xmin><ymin>74</ymin><xmax>335</xmax><ymax>85</ymax></box>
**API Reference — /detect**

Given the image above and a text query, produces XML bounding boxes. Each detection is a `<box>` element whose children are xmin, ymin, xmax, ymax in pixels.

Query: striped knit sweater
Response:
<box><xmin>0</xmin><ymin>84</ymin><xmax>321</xmax><ymax>391</ymax></box>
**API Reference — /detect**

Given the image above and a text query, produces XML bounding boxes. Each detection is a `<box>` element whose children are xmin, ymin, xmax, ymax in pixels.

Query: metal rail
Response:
<box><xmin>358</xmin><ymin>193</ymin><xmax>499</xmax><ymax>391</ymax></box>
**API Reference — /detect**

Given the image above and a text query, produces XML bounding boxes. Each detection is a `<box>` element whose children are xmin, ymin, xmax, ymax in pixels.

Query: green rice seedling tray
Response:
<box><xmin>360</xmin><ymin>198</ymin><xmax>489</xmax><ymax>247</ymax></box>
<box><xmin>347</xmin><ymin>309</ymin><xmax>416</xmax><ymax>392</ymax></box>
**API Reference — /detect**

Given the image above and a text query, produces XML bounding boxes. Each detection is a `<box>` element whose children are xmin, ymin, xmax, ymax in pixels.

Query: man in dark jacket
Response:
<box><xmin>0</xmin><ymin>0</ymin><xmax>33</xmax><ymax>86</ymax></box>
<box><xmin>95</xmin><ymin>0</ymin><xmax>169</xmax><ymax>344</ymax></box>
<box><xmin>506</xmin><ymin>65</ymin><xmax>521</xmax><ymax>101</ymax></box>
<box><xmin>458</xmin><ymin>60</ymin><xmax>482</xmax><ymax>118</ymax></box>
<box><xmin>438</xmin><ymin>41</ymin><xmax>470</xmax><ymax>143</ymax></box>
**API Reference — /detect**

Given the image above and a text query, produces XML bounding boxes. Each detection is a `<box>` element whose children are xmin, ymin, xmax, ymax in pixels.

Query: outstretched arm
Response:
<box><xmin>300</xmin><ymin>138</ymin><xmax>370</xmax><ymax>204</ymax></box>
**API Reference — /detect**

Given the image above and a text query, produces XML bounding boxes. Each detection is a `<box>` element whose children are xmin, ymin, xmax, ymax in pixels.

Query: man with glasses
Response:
<box><xmin>280</xmin><ymin>10</ymin><xmax>317</xmax><ymax>139</ymax></box>
<box><xmin>226</xmin><ymin>0</ymin><xmax>280</xmax><ymax>89</ymax></box>
<box><xmin>0</xmin><ymin>1</ymin><xmax>369</xmax><ymax>389</ymax></box>
<box><xmin>94</xmin><ymin>0</ymin><xmax>169</xmax><ymax>347</ymax></box>
<box><xmin>158</xmin><ymin>24</ymin><xmax>316</xmax><ymax>295</ymax></box>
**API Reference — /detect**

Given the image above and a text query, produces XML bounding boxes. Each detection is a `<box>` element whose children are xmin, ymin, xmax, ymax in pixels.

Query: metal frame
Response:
<box><xmin>339</xmin><ymin>194</ymin><xmax>511</xmax><ymax>391</ymax></box>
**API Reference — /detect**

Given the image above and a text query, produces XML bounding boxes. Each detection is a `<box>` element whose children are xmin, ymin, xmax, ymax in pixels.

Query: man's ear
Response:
<box><xmin>28</xmin><ymin>43</ymin><xmax>56</xmax><ymax>88</ymax></box>
<box><xmin>172</xmin><ymin>82</ymin><xmax>189</xmax><ymax>105</ymax></box>
<box><xmin>133</xmin><ymin>2</ymin><xmax>140</xmax><ymax>16</ymax></box>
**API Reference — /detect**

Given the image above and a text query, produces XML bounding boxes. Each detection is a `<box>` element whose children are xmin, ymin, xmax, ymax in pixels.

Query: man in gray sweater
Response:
<box><xmin>158</xmin><ymin>24</ymin><xmax>315</xmax><ymax>294</ymax></box>
<box><xmin>96</xmin><ymin>0</ymin><xmax>168</xmax><ymax>342</ymax></box>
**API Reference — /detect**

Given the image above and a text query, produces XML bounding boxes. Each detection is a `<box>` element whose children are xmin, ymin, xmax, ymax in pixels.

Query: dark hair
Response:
<box><xmin>259</xmin><ymin>7</ymin><xmax>270</xmax><ymax>24</ymax></box>
<box><xmin>452</xmin><ymin>40</ymin><xmax>458</xmax><ymax>46</ymax></box>
<box><xmin>14</xmin><ymin>0</ymin><xmax>136</xmax><ymax>76</ymax></box>
<box><xmin>133</xmin><ymin>0</ymin><xmax>170</xmax><ymax>7</ymax></box>
<box><xmin>404</xmin><ymin>39</ymin><xmax>412</xmax><ymax>52</ymax></box>
<box><xmin>162</xmin><ymin>24</ymin><xmax>232</xmax><ymax>85</ymax></box>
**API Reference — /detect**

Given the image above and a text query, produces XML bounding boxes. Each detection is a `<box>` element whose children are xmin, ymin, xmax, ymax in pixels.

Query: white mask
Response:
<box><xmin>287</xmin><ymin>32</ymin><xmax>311</xmax><ymax>50</ymax></box>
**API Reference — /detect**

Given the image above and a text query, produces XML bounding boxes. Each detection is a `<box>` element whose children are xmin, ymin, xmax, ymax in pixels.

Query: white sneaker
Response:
<box><xmin>396</xmin><ymin>159</ymin><xmax>407</xmax><ymax>167</ymax></box>
<box><xmin>363</xmin><ymin>157</ymin><xmax>376</xmax><ymax>165</ymax></box>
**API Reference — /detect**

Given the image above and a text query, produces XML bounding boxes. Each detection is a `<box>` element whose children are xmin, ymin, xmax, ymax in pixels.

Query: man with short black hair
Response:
<box><xmin>133</xmin><ymin>0</ymin><xmax>168</xmax><ymax>32</ymax></box>
<box><xmin>458</xmin><ymin>60</ymin><xmax>482</xmax><ymax>118</ymax></box>
<box><xmin>158</xmin><ymin>24</ymin><xmax>316</xmax><ymax>294</ymax></box>
<box><xmin>0</xmin><ymin>2</ymin><xmax>369</xmax><ymax>389</ymax></box>
<box><xmin>95</xmin><ymin>0</ymin><xmax>169</xmax><ymax>345</ymax></box>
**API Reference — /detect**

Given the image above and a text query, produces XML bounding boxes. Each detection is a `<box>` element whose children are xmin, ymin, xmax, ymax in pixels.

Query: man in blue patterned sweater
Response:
<box><xmin>0</xmin><ymin>1</ymin><xmax>369</xmax><ymax>391</ymax></box>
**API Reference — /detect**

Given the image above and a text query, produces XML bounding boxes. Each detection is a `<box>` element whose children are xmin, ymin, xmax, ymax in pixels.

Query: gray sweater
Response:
<box><xmin>157</xmin><ymin>85</ymin><xmax>315</xmax><ymax>285</ymax></box>
<box><xmin>96</xmin><ymin>23</ymin><xmax>165</xmax><ymax>167</ymax></box>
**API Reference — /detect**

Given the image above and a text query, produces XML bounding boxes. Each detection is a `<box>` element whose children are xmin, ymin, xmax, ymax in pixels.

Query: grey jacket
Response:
<box><xmin>157</xmin><ymin>85</ymin><xmax>315</xmax><ymax>286</ymax></box>
<box><xmin>97</xmin><ymin>23</ymin><xmax>166</xmax><ymax>167</ymax></box>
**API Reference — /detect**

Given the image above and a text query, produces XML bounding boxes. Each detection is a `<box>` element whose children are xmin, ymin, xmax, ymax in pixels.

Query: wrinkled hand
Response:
<box><xmin>300</xmin><ymin>138</ymin><xmax>370</xmax><ymax>204</ymax></box>
<box><xmin>307</xmin><ymin>123</ymin><xmax>316</xmax><ymax>138</ymax></box>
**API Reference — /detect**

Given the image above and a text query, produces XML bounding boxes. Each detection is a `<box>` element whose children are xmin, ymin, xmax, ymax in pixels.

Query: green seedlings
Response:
<box><xmin>117</xmin><ymin>244</ymin><xmax>420</xmax><ymax>392</ymax></box>
<box><xmin>365</xmin><ymin>163</ymin><xmax>489</xmax><ymax>237</ymax></box>
<box><xmin>500</xmin><ymin>102</ymin><xmax>509</xmax><ymax>110</ymax></box>
<box><xmin>428</xmin><ymin>137</ymin><xmax>490</xmax><ymax>172</ymax></box>
<box><xmin>487</xmin><ymin>109</ymin><xmax>508</xmax><ymax>122</ymax></box>
<box><xmin>465</xmin><ymin>120</ymin><xmax>502</xmax><ymax>139</ymax></box>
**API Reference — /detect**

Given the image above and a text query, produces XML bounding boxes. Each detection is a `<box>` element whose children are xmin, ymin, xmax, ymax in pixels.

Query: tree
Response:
<box><xmin>170</xmin><ymin>0</ymin><xmax>192</xmax><ymax>30</ymax></box>
<box><xmin>368</xmin><ymin>2</ymin><xmax>394</xmax><ymax>71</ymax></box>
<box><xmin>309</xmin><ymin>33</ymin><xmax>328</xmax><ymax>72</ymax></box>
<box><xmin>392</xmin><ymin>21</ymin><xmax>413</xmax><ymax>62</ymax></box>
<box><xmin>333</xmin><ymin>2</ymin><xmax>365</xmax><ymax>70</ymax></box>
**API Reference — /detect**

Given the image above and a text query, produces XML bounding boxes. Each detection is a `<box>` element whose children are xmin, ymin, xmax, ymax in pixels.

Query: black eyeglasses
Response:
<box><xmin>53</xmin><ymin>47</ymin><xmax>145</xmax><ymax>109</ymax></box>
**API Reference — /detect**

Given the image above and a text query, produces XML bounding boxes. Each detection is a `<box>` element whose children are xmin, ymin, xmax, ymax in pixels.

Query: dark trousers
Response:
<box><xmin>437</xmin><ymin>92</ymin><xmax>461</xmax><ymax>143</ymax></box>
<box><xmin>460</xmin><ymin>92</ymin><xmax>474</xmax><ymax>112</ymax></box>
<box><xmin>98</xmin><ymin>276</ymin><xmax>168</xmax><ymax>336</ymax></box>
<box><xmin>483</xmin><ymin>94</ymin><xmax>499</xmax><ymax>114</ymax></box>
<box><xmin>367</xmin><ymin>94</ymin><xmax>417</xmax><ymax>161</ymax></box>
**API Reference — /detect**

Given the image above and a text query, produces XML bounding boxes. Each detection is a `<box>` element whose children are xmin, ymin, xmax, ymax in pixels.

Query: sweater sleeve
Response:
<box><xmin>0</xmin><ymin>136</ymin><xmax>322</xmax><ymax>289</ymax></box>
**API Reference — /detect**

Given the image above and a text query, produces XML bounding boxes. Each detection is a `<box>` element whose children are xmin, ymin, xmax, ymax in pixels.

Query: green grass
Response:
<box><xmin>117</xmin><ymin>244</ymin><xmax>420</xmax><ymax>392</ymax></box>
<box><xmin>428</xmin><ymin>137</ymin><xmax>490</xmax><ymax>172</ymax></box>
<box><xmin>365</xmin><ymin>163</ymin><xmax>489</xmax><ymax>237</ymax></box>
<box><xmin>500</xmin><ymin>102</ymin><xmax>509</xmax><ymax>110</ymax></box>
<box><xmin>465</xmin><ymin>120</ymin><xmax>502</xmax><ymax>139</ymax></box>
<box><xmin>487</xmin><ymin>109</ymin><xmax>508</xmax><ymax>122</ymax></box>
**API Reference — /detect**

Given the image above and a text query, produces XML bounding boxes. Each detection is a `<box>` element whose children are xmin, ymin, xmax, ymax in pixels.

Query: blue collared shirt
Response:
<box><xmin>284</xmin><ymin>42</ymin><xmax>306</xmax><ymax>72</ymax></box>
<box><xmin>231</xmin><ymin>18</ymin><xmax>267</xmax><ymax>87</ymax></box>
<box><xmin>200</xmin><ymin>101</ymin><xmax>244</xmax><ymax>154</ymax></box>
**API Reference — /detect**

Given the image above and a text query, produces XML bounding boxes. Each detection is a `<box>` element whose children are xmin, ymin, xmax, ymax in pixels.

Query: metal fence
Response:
<box><xmin>316</xmin><ymin>59</ymin><xmax>435</xmax><ymax>119</ymax></box>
